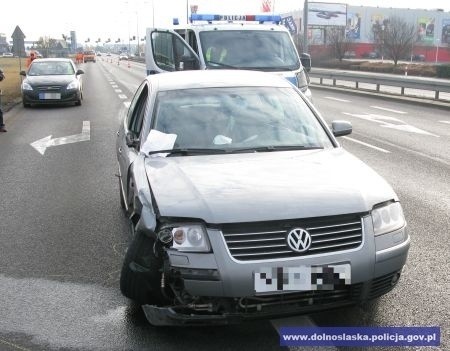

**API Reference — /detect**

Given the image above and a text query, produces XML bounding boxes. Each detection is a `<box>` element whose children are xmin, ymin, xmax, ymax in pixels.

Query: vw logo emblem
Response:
<box><xmin>286</xmin><ymin>228</ymin><xmax>312</xmax><ymax>252</ymax></box>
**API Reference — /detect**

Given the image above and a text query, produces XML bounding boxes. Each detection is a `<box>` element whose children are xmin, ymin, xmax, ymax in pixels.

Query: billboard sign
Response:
<box><xmin>346</xmin><ymin>13</ymin><xmax>361</xmax><ymax>39</ymax></box>
<box><xmin>442</xmin><ymin>19</ymin><xmax>450</xmax><ymax>44</ymax></box>
<box><xmin>418</xmin><ymin>17</ymin><xmax>435</xmax><ymax>43</ymax></box>
<box><xmin>308</xmin><ymin>2</ymin><xmax>347</xmax><ymax>26</ymax></box>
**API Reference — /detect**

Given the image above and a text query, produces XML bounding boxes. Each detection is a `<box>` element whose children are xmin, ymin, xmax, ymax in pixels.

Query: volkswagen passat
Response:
<box><xmin>20</xmin><ymin>58</ymin><xmax>84</xmax><ymax>107</ymax></box>
<box><xmin>116</xmin><ymin>70</ymin><xmax>409</xmax><ymax>326</ymax></box>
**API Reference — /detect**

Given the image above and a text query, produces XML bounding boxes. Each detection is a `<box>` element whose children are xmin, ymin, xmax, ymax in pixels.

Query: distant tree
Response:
<box><xmin>373</xmin><ymin>16</ymin><xmax>417</xmax><ymax>65</ymax></box>
<box><xmin>326</xmin><ymin>26</ymin><xmax>353</xmax><ymax>61</ymax></box>
<box><xmin>35</xmin><ymin>36</ymin><xmax>57</xmax><ymax>57</ymax></box>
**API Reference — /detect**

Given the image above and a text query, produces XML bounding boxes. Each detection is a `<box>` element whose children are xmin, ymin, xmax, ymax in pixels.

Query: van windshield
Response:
<box><xmin>199</xmin><ymin>30</ymin><xmax>300</xmax><ymax>71</ymax></box>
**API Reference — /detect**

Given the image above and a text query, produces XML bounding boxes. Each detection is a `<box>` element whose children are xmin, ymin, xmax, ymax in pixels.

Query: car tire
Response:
<box><xmin>75</xmin><ymin>99</ymin><xmax>82</xmax><ymax>106</ymax></box>
<box><xmin>23</xmin><ymin>101</ymin><xmax>31</xmax><ymax>108</ymax></box>
<box><xmin>120</xmin><ymin>223</ymin><xmax>164</xmax><ymax>305</ymax></box>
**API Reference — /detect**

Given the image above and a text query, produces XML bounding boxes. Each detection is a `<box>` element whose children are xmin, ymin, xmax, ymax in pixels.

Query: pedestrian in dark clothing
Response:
<box><xmin>0</xmin><ymin>68</ymin><xmax>6</xmax><ymax>132</ymax></box>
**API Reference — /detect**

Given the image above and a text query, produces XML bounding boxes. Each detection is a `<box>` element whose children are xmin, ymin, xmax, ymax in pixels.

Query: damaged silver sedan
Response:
<box><xmin>116</xmin><ymin>70</ymin><xmax>409</xmax><ymax>326</ymax></box>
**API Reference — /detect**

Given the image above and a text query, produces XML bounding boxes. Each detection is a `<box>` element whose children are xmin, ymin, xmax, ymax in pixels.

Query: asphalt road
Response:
<box><xmin>0</xmin><ymin>59</ymin><xmax>448</xmax><ymax>351</ymax></box>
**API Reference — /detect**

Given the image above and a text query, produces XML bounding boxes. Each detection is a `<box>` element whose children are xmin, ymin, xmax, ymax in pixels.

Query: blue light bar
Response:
<box><xmin>190</xmin><ymin>14</ymin><xmax>281</xmax><ymax>24</ymax></box>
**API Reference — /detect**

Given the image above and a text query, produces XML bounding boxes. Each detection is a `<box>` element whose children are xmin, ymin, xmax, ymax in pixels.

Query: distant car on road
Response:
<box><xmin>343</xmin><ymin>51</ymin><xmax>356</xmax><ymax>58</ymax></box>
<box><xmin>20</xmin><ymin>58</ymin><xmax>84</xmax><ymax>107</ymax></box>
<box><xmin>83</xmin><ymin>50</ymin><xmax>96</xmax><ymax>63</ymax></box>
<box><xmin>116</xmin><ymin>69</ymin><xmax>409</xmax><ymax>326</ymax></box>
<box><xmin>119</xmin><ymin>54</ymin><xmax>129</xmax><ymax>60</ymax></box>
<box><xmin>412</xmin><ymin>54</ymin><xmax>425</xmax><ymax>62</ymax></box>
<box><xmin>362</xmin><ymin>51</ymin><xmax>380</xmax><ymax>59</ymax></box>
<box><xmin>2</xmin><ymin>52</ymin><xmax>13</xmax><ymax>57</ymax></box>
<box><xmin>106</xmin><ymin>52</ymin><xmax>111</xmax><ymax>57</ymax></box>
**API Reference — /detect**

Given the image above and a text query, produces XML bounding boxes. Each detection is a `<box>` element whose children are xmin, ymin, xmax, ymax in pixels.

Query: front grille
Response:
<box><xmin>239</xmin><ymin>283</ymin><xmax>363</xmax><ymax>311</ymax></box>
<box><xmin>36</xmin><ymin>86</ymin><xmax>62</xmax><ymax>91</ymax></box>
<box><xmin>221</xmin><ymin>214</ymin><xmax>364</xmax><ymax>261</ymax></box>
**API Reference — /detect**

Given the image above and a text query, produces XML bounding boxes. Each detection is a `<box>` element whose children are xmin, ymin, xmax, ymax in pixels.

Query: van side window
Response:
<box><xmin>151</xmin><ymin>31</ymin><xmax>198</xmax><ymax>71</ymax></box>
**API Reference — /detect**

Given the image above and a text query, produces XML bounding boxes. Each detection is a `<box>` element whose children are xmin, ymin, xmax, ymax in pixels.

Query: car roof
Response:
<box><xmin>171</xmin><ymin>23</ymin><xmax>288</xmax><ymax>32</ymax></box>
<box><xmin>31</xmin><ymin>58</ymin><xmax>74</xmax><ymax>63</ymax></box>
<box><xmin>147</xmin><ymin>70</ymin><xmax>293</xmax><ymax>91</ymax></box>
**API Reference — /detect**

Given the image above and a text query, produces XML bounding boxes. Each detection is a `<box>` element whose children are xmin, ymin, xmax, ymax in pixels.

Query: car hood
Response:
<box><xmin>26</xmin><ymin>75</ymin><xmax>75</xmax><ymax>86</ymax></box>
<box><xmin>145</xmin><ymin>149</ymin><xmax>397</xmax><ymax>223</ymax></box>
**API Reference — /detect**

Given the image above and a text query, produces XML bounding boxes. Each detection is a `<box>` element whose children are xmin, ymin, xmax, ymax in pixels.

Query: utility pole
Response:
<box><xmin>303</xmin><ymin>0</ymin><xmax>309</xmax><ymax>53</ymax></box>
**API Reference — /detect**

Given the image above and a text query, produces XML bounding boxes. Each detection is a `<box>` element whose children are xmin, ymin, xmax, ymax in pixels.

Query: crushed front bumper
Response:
<box><xmin>142</xmin><ymin>270</ymin><xmax>402</xmax><ymax>326</ymax></box>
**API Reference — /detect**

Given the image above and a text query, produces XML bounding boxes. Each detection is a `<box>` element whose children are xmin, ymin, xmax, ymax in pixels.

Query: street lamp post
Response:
<box><xmin>435</xmin><ymin>38</ymin><xmax>440</xmax><ymax>63</ymax></box>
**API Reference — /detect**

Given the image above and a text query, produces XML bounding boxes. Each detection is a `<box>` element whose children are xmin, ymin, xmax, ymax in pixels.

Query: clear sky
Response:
<box><xmin>1</xmin><ymin>0</ymin><xmax>448</xmax><ymax>44</ymax></box>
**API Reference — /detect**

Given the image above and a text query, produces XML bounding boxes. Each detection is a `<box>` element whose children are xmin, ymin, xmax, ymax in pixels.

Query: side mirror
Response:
<box><xmin>20</xmin><ymin>71</ymin><xmax>27</xmax><ymax>76</ymax></box>
<box><xmin>300</xmin><ymin>53</ymin><xmax>311</xmax><ymax>73</ymax></box>
<box><xmin>332</xmin><ymin>120</ymin><xmax>352</xmax><ymax>137</ymax></box>
<box><xmin>126</xmin><ymin>131</ymin><xmax>140</xmax><ymax>147</ymax></box>
<box><xmin>76</xmin><ymin>69</ymin><xmax>84</xmax><ymax>75</ymax></box>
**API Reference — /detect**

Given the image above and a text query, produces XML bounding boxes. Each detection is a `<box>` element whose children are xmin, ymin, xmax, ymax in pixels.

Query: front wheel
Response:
<box><xmin>120</xmin><ymin>224</ymin><xmax>164</xmax><ymax>305</ymax></box>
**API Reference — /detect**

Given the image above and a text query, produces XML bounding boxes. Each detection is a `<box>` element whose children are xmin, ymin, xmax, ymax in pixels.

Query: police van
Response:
<box><xmin>145</xmin><ymin>14</ymin><xmax>312</xmax><ymax>100</ymax></box>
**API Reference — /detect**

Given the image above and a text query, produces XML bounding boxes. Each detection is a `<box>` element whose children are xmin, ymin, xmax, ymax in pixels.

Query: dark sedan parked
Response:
<box><xmin>20</xmin><ymin>58</ymin><xmax>84</xmax><ymax>107</ymax></box>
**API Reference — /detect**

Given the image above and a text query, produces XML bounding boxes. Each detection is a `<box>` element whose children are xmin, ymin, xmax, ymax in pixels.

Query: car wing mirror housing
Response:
<box><xmin>332</xmin><ymin>120</ymin><xmax>352</xmax><ymax>137</ymax></box>
<box><xmin>20</xmin><ymin>70</ymin><xmax>27</xmax><ymax>76</ymax></box>
<box><xmin>300</xmin><ymin>53</ymin><xmax>311</xmax><ymax>72</ymax></box>
<box><xmin>76</xmin><ymin>69</ymin><xmax>84</xmax><ymax>75</ymax></box>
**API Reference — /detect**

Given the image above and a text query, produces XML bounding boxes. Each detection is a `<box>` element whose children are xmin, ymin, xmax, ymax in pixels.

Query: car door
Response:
<box><xmin>145</xmin><ymin>28</ymin><xmax>201</xmax><ymax>75</ymax></box>
<box><xmin>117</xmin><ymin>81</ymin><xmax>149</xmax><ymax>209</ymax></box>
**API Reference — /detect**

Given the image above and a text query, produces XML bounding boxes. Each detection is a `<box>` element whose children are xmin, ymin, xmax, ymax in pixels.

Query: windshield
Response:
<box><xmin>199</xmin><ymin>30</ymin><xmax>300</xmax><ymax>71</ymax></box>
<box><xmin>28</xmin><ymin>61</ymin><xmax>75</xmax><ymax>76</ymax></box>
<box><xmin>151</xmin><ymin>87</ymin><xmax>333</xmax><ymax>152</ymax></box>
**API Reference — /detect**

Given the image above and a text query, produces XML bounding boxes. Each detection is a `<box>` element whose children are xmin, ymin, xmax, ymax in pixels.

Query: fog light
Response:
<box><xmin>391</xmin><ymin>272</ymin><xmax>401</xmax><ymax>286</ymax></box>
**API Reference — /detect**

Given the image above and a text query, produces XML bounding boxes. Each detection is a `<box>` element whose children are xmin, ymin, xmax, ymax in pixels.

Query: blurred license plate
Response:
<box><xmin>254</xmin><ymin>264</ymin><xmax>351</xmax><ymax>293</ymax></box>
<box><xmin>39</xmin><ymin>93</ymin><xmax>61</xmax><ymax>100</ymax></box>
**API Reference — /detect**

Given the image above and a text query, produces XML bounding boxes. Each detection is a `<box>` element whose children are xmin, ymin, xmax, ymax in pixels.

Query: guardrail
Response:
<box><xmin>309</xmin><ymin>68</ymin><xmax>450</xmax><ymax>101</ymax></box>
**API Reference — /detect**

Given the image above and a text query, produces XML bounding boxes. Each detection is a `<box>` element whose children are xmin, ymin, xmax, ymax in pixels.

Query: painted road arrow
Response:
<box><xmin>30</xmin><ymin>121</ymin><xmax>90</xmax><ymax>155</ymax></box>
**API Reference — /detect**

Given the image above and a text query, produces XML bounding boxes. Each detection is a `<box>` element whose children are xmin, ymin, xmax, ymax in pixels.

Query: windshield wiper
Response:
<box><xmin>207</xmin><ymin>61</ymin><xmax>240</xmax><ymax>69</ymax></box>
<box><xmin>147</xmin><ymin>148</ymin><xmax>229</xmax><ymax>156</ymax></box>
<box><xmin>230</xmin><ymin>145</ymin><xmax>324</xmax><ymax>153</ymax></box>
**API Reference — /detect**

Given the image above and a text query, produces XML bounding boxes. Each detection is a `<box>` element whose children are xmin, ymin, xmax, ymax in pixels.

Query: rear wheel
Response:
<box><xmin>120</xmin><ymin>223</ymin><xmax>164</xmax><ymax>305</ymax></box>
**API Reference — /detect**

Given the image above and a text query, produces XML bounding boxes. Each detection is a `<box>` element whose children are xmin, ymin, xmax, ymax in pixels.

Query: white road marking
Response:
<box><xmin>325</xmin><ymin>96</ymin><xmax>350</xmax><ymax>102</ymax></box>
<box><xmin>114</xmin><ymin>89</ymin><xmax>122</xmax><ymax>93</ymax></box>
<box><xmin>30</xmin><ymin>121</ymin><xmax>90</xmax><ymax>155</ymax></box>
<box><xmin>342</xmin><ymin>112</ymin><xmax>439</xmax><ymax>137</ymax></box>
<box><xmin>439</xmin><ymin>120</ymin><xmax>450</xmax><ymax>124</ymax></box>
<box><xmin>118</xmin><ymin>94</ymin><xmax>127</xmax><ymax>99</ymax></box>
<box><xmin>342</xmin><ymin>136</ymin><xmax>391</xmax><ymax>153</ymax></box>
<box><xmin>123</xmin><ymin>102</ymin><xmax>131</xmax><ymax>108</ymax></box>
<box><xmin>109</xmin><ymin>82</ymin><xmax>116</xmax><ymax>85</ymax></box>
<box><xmin>370</xmin><ymin>106</ymin><xmax>406</xmax><ymax>114</ymax></box>
<box><xmin>111</xmin><ymin>85</ymin><xmax>118</xmax><ymax>88</ymax></box>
